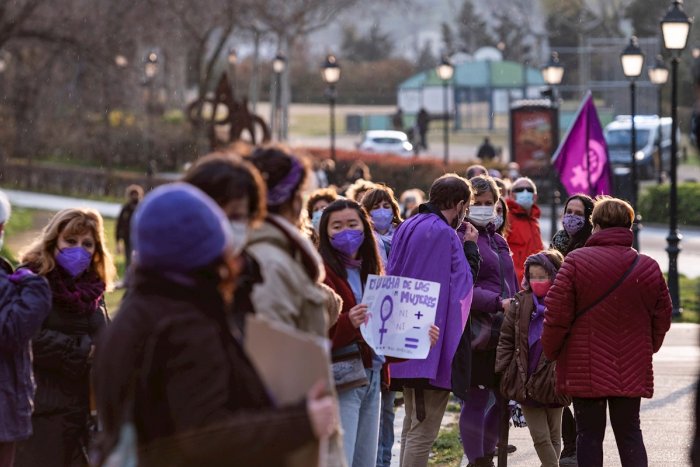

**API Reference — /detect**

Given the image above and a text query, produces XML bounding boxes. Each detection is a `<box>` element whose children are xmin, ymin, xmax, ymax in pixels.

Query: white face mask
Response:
<box><xmin>493</xmin><ymin>215</ymin><xmax>504</xmax><ymax>231</ymax></box>
<box><xmin>229</xmin><ymin>220</ymin><xmax>249</xmax><ymax>253</ymax></box>
<box><xmin>468</xmin><ymin>205</ymin><xmax>496</xmax><ymax>227</ymax></box>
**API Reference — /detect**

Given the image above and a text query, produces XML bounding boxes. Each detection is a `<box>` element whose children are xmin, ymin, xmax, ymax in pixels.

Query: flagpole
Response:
<box><xmin>586</xmin><ymin>100</ymin><xmax>593</xmax><ymax>197</ymax></box>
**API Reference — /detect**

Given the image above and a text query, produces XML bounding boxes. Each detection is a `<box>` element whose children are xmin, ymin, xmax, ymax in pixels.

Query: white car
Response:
<box><xmin>358</xmin><ymin>130</ymin><xmax>414</xmax><ymax>157</ymax></box>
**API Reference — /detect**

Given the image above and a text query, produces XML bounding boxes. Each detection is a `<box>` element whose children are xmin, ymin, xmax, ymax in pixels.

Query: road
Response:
<box><xmin>389</xmin><ymin>324</ymin><xmax>699</xmax><ymax>467</ymax></box>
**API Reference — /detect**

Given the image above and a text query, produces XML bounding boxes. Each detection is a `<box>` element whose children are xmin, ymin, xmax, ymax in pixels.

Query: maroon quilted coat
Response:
<box><xmin>541</xmin><ymin>227</ymin><xmax>672</xmax><ymax>399</ymax></box>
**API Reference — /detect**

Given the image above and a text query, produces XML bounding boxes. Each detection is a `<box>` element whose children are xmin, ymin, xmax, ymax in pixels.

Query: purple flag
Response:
<box><xmin>553</xmin><ymin>91</ymin><xmax>612</xmax><ymax>196</ymax></box>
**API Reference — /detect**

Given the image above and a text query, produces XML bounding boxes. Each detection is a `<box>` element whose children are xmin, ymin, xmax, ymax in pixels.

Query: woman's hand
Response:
<box><xmin>306</xmin><ymin>380</ymin><xmax>338</xmax><ymax>440</ymax></box>
<box><xmin>348</xmin><ymin>304</ymin><xmax>368</xmax><ymax>328</ymax></box>
<box><xmin>428</xmin><ymin>324</ymin><xmax>440</xmax><ymax>347</ymax></box>
<box><xmin>501</xmin><ymin>298</ymin><xmax>513</xmax><ymax>311</ymax></box>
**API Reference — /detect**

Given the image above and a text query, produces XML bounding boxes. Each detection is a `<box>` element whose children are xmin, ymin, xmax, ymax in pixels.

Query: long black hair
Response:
<box><xmin>318</xmin><ymin>199</ymin><xmax>383</xmax><ymax>283</ymax></box>
<box><xmin>564</xmin><ymin>194</ymin><xmax>595</xmax><ymax>255</ymax></box>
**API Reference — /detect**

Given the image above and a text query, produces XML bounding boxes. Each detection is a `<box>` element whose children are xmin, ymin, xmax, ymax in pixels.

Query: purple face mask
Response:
<box><xmin>56</xmin><ymin>247</ymin><xmax>93</xmax><ymax>277</ymax></box>
<box><xmin>562</xmin><ymin>213</ymin><xmax>585</xmax><ymax>236</ymax></box>
<box><xmin>370</xmin><ymin>208</ymin><xmax>393</xmax><ymax>233</ymax></box>
<box><xmin>330</xmin><ymin>229</ymin><xmax>365</xmax><ymax>257</ymax></box>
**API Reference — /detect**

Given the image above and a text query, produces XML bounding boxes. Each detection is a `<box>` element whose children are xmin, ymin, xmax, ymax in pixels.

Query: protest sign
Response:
<box><xmin>360</xmin><ymin>274</ymin><xmax>440</xmax><ymax>359</ymax></box>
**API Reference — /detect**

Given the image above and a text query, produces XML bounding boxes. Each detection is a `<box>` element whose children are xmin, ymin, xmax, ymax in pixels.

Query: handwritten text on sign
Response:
<box><xmin>360</xmin><ymin>274</ymin><xmax>440</xmax><ymax>359</ymax></box>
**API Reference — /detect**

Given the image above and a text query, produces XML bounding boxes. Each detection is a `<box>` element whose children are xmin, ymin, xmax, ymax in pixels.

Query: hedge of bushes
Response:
<box><xmin>301</xmin><ymin>147</ymin><xmax>504</xmax><ymax>194</ymax></box>
<box><xmin>639</xmin><ymin>182</ymin><xmax>700</xmax><ymax>226</ymax></box>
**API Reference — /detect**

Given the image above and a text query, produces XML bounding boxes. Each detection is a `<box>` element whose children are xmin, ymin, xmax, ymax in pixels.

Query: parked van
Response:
<box><xmin>604</xmin><ymin>115</ymin><xmax>679</xmax><ymax>180</ymax></box>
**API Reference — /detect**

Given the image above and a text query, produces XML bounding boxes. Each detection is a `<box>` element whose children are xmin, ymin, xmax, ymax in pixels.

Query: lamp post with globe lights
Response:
<box><xmin>321</xmin><ymin>54</ymin><xmax>341</xmax><ymax>162</ymax></box>
<box><xmin>541</xmin><ymin>52</ymin><xmax>564</xmax><ymax>239</ymax></box>
<box><xmin>272</xmin><ymin>53</ymin><xmax>287</xmax><ymax>141</ymax></box>
<box><xmin>436</xmin><ymin>56</ymin><xmax>454</xmax><ymax>166</ymax></box>
<box><xmin>661</xmin><ymin>0</ymin><xmax>693</xmax><ymax>317</ymax></box>
<box><xmin>648</xmin><ymin>55</ymin><xmax>669</xmax><ymax>183</ymax></box>
<box><xmin>620</xmin><ymin>37</ymin><xmax>645</xmax><ymax>251</ymax></box>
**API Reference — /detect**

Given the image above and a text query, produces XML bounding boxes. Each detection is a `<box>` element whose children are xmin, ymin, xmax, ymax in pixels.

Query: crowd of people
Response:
<box><xmin>0</xmin><ymin>144</ymin><xmax>673</xmax><ymax>467</ymax></box>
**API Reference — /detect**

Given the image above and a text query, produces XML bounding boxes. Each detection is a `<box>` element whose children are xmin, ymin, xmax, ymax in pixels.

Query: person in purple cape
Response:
<box><xmin>388</xmin><ymin>174</ymin><xmax>480</xmax><ymax>467</ymax></box>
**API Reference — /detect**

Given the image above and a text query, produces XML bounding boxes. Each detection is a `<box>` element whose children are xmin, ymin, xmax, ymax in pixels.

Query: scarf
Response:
<box><xmin>46</xmin><ymin>266</ymin><xmax>105</xmax><ymax>314</ymax></box>
<box><xmin>337</xmin><ymin>251</ymin><xmax>362</xmax><ymax>270</ymax></box>
<box><xmin>527</xmin><ymin>294</ymin><xmax>546</xmax><ymax>376</ymax></box>
<box><xmin>375</xmin><ymin>225</ymin><xmax>395</xmax><ymax>258</ymax></box>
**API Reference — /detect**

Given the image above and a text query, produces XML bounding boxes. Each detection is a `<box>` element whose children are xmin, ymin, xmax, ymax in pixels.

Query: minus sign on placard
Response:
<box><xmin>412</xmin><ymin>326</ymin><xmax>420</xmax><ymax>330</ymax></box>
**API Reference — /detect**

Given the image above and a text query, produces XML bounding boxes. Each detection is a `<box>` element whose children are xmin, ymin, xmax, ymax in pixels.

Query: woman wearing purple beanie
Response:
<box><xmin>93</xmin><ymin>183</ymin><xmax>337</xmax><ymax>467</ymax></box>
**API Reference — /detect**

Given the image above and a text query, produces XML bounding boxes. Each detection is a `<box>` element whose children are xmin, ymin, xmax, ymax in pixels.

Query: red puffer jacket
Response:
<box><xmin>505</xmin><ymin>198</ymin><xmax>544</xmax><ymax>286</ymax></box>
<box><xmin>542</xmin><ymin>227</ymin><xmax>672</xmax><ymax>399</ymax></box>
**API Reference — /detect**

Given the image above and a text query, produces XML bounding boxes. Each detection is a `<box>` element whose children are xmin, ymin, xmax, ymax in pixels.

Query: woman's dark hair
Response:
<box><xmin>564</xmin><ymin>193</ymin><xmax>595</xmax><ymax>255</ymax></box>
<box><xmin>249</xmin><ymin>145</ymin><xmax>309</xmax><ymax>214</ymax></box>
<box><xmin>183</xmin><ymin>152</ymin><xmax>267</xmax><ymax>225</ymax></box>
<box><xmin>496</xmin><ymin>197</ymin><xmax>509</xmax><ymax>236</ymax></box>
<box><xmin>318</xmin><ymin>199</ymin><xmax>383</xmax><ymax>283</ymax></box>
<box><xmin>360</xmin><ymin>185</ymin><xmax>403</xmax><ymax>227</ymax></box>
<box><xmin>306</xmin><ymin>188</ymin><xmax>338</xmax><ymax>218</ymax></box>
<box><xmin>346</xmin><ymin>160</ymin><xmax>371</xmax><ymax>182</ymax></box>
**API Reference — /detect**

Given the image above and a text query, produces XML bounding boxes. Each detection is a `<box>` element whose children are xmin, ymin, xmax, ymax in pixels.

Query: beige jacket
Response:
<box><xmin>247</xmin><ymin>214</ymin><xmax>341</xmax><ymax>338</ymax></box>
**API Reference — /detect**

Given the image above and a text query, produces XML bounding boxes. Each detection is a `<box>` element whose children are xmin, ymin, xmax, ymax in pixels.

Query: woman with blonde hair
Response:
<box><xmin>16</xmin><ymin>208</ymin><xmax>116</xmax><ymax>467</ymax></box>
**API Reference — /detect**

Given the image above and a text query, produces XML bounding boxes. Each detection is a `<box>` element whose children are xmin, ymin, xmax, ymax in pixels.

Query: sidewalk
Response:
<box><xmin>389</xmin><ymin>323</ymin><xmax>699</xmax><ymax>466</ymax></box>
<box><xmin>3</xmin><ymin>189</ymin><xmax>121</xmax><ymax>219</ymax></box>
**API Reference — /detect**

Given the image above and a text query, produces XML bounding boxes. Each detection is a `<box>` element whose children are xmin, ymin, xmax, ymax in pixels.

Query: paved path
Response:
<box><xmin>390</xmin><ymin>323</ymin><xmax>699</xmax><ymax>466</ymax></box>
<box><xmin>4</xmin><ymin>189</ymin><xmax>121</xmax><ymax>219</ymax></box>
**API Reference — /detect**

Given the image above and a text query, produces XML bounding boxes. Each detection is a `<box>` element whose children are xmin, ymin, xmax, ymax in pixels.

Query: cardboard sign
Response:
<box><xmin>360</xmin><ymin>274</ymin><xmax>440</xmax><ymax>359</ymax></box>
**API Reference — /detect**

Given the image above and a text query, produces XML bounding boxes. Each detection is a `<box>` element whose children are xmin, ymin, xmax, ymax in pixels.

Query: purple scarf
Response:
<box><xmin>527</xmin><ymin>294</ymin><xmax>545</xmax><ymax>376</ymax></box>
<box><xmin>337</xmin><ymin>251</ymin><xmax>362</xmax><ymax>269</ymax></box>
<box><xmin>46</xmin><ymin>267</ymin><xmax>105</xmax><ymax>314</ymax></box>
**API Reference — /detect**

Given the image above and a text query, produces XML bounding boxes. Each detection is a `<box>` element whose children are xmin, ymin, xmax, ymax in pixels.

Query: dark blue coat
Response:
<box><xmin>0</xmin><ymin>260</ymin><xmax>52</xmax><ymax>442</ymax></box>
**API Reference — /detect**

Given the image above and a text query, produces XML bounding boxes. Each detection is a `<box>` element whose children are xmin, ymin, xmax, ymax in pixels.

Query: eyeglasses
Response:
<box><xmin>512</xmin><ymin>187</ymin><xmax>535</xmax><ymax>193</ymax></box>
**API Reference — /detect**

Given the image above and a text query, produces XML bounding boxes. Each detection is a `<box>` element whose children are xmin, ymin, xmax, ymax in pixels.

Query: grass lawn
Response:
<box><xmin>676</xmin><ymin>274</ymin><xmax>700</xmax><ymax>323</ymax></box>
<box><xmin>429</xmin><ymin>422</ymin><xmax>463</xmax><ymax>467</ymax></box>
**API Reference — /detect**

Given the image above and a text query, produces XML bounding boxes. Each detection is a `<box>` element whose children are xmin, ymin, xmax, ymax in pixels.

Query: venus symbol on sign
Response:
<box><xmin>379</xmin><ymin>295</ymin><xmax>393</xmax><ymax>345</ymax></box>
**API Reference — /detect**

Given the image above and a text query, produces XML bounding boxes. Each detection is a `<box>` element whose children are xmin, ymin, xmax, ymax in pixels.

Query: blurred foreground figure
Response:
<box><xmin>0</xmin><ymin>191</ymin><xmax>52</xmax><ymax>467</ymax></box>
<box><xmin>93</xmin><ymin>183</ymin><xmax>336</xmax><ymax>467</ymax></box>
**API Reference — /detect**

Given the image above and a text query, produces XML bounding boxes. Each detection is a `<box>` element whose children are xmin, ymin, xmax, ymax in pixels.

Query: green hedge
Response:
<box><xmin>302</xmin><ymin>147</ymin><xmax>504</xmax><ymax>195</ymax></box>
<box><xmin>639</xmin><ymin>182</ymin><xmax>700</xmax><ymax>227</ymax></box>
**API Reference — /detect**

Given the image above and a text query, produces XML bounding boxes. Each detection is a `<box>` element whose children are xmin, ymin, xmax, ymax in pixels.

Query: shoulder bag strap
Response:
<box><xmin>573</xmin><ymin>253</ymin><xmax>640</xmax><ymax>324</ymax></box>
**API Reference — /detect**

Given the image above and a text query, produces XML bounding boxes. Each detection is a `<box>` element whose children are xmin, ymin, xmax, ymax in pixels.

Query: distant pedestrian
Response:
<box><xmin>0</xmin><ymin>191</ymin><xmax>52</xmax><ymax>467</ymax></box>
<box><xmin>398</xmin><ymin>189</ymin><xmax>425</xmax><ymax>219</ymax></box>
<box><xmin>94</xmin><ymin>183</ymin><xmax>337</xmax><ymax>466</ymax></box>
<box><xmin>388</xmin><ymin>174</ymin><xmax>478</xmax><ymax>467</ymax></box>
<box><xmin>392</xmin><ymin>108</ymin><xmax>404</xmax><ymax>131</ymax></box>
<box><xmin>505</xmin><ymin>177</ymin><xmax>545</xmax><ymax>285</ymax></box>
<box><xmin>477</xmin><ymin>137</ymin><xmax>497</xmax><ymax>162</ymax></box>
<box><xmin>115</xmin><ymin>184</ymin><xmax>144</xmax><ymax>273</ymax></box>
<box><xmin>494</xmin><ymin>197</ymin><xmax>508</xmax><ymax>236</ymax></box>
<box><xmin>16</xmin><ymin>208</ymin><xmax>116</xmax><ymax>467</ymax></box>
<box><xmin>543</xmin><ymin>197</ymin><xmax>673</xmax><ymax>467</ymax></box>
<box><xmin>416</xmin><ymin>108</ymin><xmax>429</xmax><ymax>150</ymax></box>
<box><xmin>497</xmin><ymin>249</ymin><xmax>570</xmax><ymax>467</ymax></box>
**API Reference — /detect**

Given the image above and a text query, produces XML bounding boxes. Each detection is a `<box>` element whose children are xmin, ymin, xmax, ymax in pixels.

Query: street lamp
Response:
<box><xmin>541</xmin><ymin>51</ymin><xmax>564</xmax><ymax>240</ymax></box>
<box><xmin>144</xmin><ymin>51</ymin><xmax>159</xmax><ymax>187</ymax></box>
<box><xmin>272</xmin><ymin>52</ymin><xmax>287</xmax><ymax>141</ymax></box>
<box><xmin>620</xmin><ymin>36</ymin><xmax>645</xmax><ymax>251</ymax></box>
<box><xmin>648</xmin><ymin>55</ymin><xmax>669</xmax><ymax>183</ymax></box>
<box><xmin>322</xmin><ymin>54</ymin><xmax>341</xmax><ymax>162</ymax></box>
<box><xmin>661</xmin><ymin>0</ymin><xmax>693</xmax><ymax>317</ymax></box>
<box><xmin>436</xmin><ymin>55</ymin><xmax>454</xmax><ymax>166</ymax></box>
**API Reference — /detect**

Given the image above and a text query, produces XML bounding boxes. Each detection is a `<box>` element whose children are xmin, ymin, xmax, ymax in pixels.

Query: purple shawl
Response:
<box><xmin>387</xmin><ymin>212</ymin><xmax>473</xmax><ymax>389</ymax></box>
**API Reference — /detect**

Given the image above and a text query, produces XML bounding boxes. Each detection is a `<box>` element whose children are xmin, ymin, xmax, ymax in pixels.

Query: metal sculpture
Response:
<box><xmin>188</xmin><ymin>73</ymin><xmax>271</xmax><ymax>149</ymax></box>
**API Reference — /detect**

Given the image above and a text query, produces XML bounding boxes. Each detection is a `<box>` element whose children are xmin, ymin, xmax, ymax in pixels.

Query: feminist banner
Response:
<box><xmin>360</xmin><ymin>274</ymin><xmax>440</xmax><ymax>359</ymax></box>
